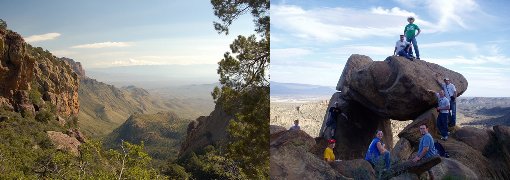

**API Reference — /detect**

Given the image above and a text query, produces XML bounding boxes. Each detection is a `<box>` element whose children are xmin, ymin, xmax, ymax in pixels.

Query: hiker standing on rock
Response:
<box><xmin>394</xmin><ymin>34</ymin><xmax>414</xmax><ymax>60</ymax></box>
<box><xmin>324</xmin><ymin>139</ymin><xmax>336</xmax><ymax>163</ymax></box>
<box><xmin>413</xmin><ymin>124</ymin><xmax>438</xmax><ymax>179</ymax></box>
<box><xmin>441</xmin><ymin>78</ymin><xmax>457</xmax><ymax>127</ymax></box>
<box><xmin>404</xmin><ymin>16</ymin><xmax>421</xmax><ymax>60</ymax></box>
<box><xmin>428</xmin><ymin>89</ymin><xmax>450</xmax><ymax>140</ymax></box>
<box><xmin>289</xmin><ymin>119</ymin><xmax>300</xmax><ymax>131</ymax></box>
<box><xmin>365</xmin><ymin>130</ymin><xmax>391</xmax><ymax>171</ymax></box>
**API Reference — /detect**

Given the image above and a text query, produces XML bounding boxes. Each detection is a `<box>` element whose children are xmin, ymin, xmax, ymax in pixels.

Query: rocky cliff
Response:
<box><xmin>0</xmin><ymin>28</ymin><xmax>79</xmax><ymax>117</ymax></box>
<box><xmin>179</xmin><ymin>104</ymin><xmax>233</xmax><ymax>157</ymax></box>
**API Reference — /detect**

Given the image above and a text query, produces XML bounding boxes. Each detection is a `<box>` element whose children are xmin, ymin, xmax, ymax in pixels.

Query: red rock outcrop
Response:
<box><xmin>0</xmin><ymin>28</ymin><xmax>79</xmax><ymax>117</ymax></box>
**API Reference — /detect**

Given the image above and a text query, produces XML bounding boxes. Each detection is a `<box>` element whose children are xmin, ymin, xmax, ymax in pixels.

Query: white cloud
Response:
<box><xmin>24</xmin><ymin>33</ymin><xmax>61</xmax><ymax>43</ymax></box>
<box><xmin>71</xmin><ymin>41</ymin><xmax>133</xmax><ymax>49</ymax></box>
<box><xmin>370</xmin><ymin>6</ymin><xmax>416</xmax><ymax>17</ymax></box>
<box><xmin>421</xmin><ymin>41</ymin><xmax>478</xmax><ymax>54</ymax></box>
<box><xmin>331</xmin><ymin>45</ymin><xmax>394</xmax><ymax>56</ymax></box>
<box><xmin>111</xmin><ymin>58</ymin><xmax>164</xmax><ymax>66</ymax></box>
<box><xmin>272</xmin><ymin>48</ymin><xmax>313</xmax><ymax>59</ymax></box>
<box><xmin>395</xmin><ymin>0</ymin><xmax>492</xmax><ymax>31</ymax></box>
<box><xmin>272</xmin><ymin>5</ymin><xmax>407</xmax><ymax>42</ymax></box>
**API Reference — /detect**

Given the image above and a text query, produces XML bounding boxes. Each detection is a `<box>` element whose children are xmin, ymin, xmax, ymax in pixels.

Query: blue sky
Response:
<box><xmin>271</xmin><ymin>0</ymin><xmax>510</xmax><ymax>97</ymax></box>
<box><xmin>0</xmin><ymin>0</ymin><xmax>253</xmax><ymax>84</ymax></box>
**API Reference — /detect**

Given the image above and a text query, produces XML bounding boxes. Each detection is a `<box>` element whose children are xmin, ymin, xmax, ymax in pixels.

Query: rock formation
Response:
<box><xmin>310</xmin><ymin>54</ymin><xmax>510</xmax><ymax>179</ymax></box>
<box><xmin>0</xmin><ymin>28</ymin><xmax>79</xmax><ymax>117</ymax></box>
<box><xmin>336</xmin><ymin>54</ymin><xmax>467</xmax><ymax>120</ymax></box>
<box><xmin>179</xmin><ymin>104</ymin><xmax>233</xmax><ymax>157</ymax></box>
<box><xmin>47</xmin><ymin>131</ymin><xmax>82</xmax><ymax>156</ymax></box>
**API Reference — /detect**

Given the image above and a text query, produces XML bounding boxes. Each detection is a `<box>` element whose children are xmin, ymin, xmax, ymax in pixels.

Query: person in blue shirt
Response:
<box><xmin>289</xmin><ymin>119</ymin><xmax>300</xmax><ymax>131</ymax></box>
<box><xmin>413</xmin><ymin>124</ymin><xmax>438</xmax><ymax>162</ymax></box>
<box><xmin>365</xmin><ymin>130</ymin><xmax>391</xmax><ymax>170</ymax></box>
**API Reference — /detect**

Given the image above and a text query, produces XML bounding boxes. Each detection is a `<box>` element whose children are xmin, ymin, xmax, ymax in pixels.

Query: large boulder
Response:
<box><xmin>391</xmin><ymin>137</ymin><xmax>414</xmax><ymax>162</ymax></box>
<box><xmin>332</xmin><ymin>159</ymin><xmax>375</xmax><ymax>180</ymax></box>
<box><xmin>47</xmin><ymin>131</ymin><xmax>81</xmax><ymax>156</ymax></box>
<box><xmin>430</xmin><ymin>158</ymin><xmax>478</xmax><ymax>179</ymax></box>
<box><xmin>398</xmin><ymin>108</ymin><xmax>439</xmax><ymax>145</ymax></box>
<box><xmin>337</xmin><ymin>55</ymin><xmax>467</xmax><ymax>120</ymax></box>
<box><xmin>452</xmin><ymin>126</ymin><xmax>494</xmax><ymax>152</ymax></box>
<box><xmin>321</xmin><ymin>92</ymin><xmax>392</xmax><ymax>160</ymax></box>
<box><xmin>270</xmin><ymin>129</ymin><xmax>345</xmax><ymax>179</ymax></box>
<box><xmin>270</xmin><ymin>125</ymin><xmax>287</xmax><ymax>135</ymax></box>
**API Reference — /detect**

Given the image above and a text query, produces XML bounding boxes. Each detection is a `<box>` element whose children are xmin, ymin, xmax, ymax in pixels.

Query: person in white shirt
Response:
<box><xmin>441</xmin><ymin>78</ymin><xmax>457</xmax><ymax>127</ymax></box>
<box><xmin>290</xmin><ymin>120</ymin><xmax>300</xmax><ymax>131</ymax></box>
<box><xmin>428</xmin><ymin>89</ymin><xmax>450</xmax><ymax>140</ymax></box>
<box><xmin>393</xmin><ymin>35</ymin><xmax>414</xmax><ymax>60</ymax></box>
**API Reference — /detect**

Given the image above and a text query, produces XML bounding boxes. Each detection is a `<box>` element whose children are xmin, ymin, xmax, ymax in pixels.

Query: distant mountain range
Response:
<box><xmin>87</xmin><ymin>64</ymin><xmax>219</xmax><ymax>88</ymax></box>
<box><xmin>270</xmin><ymin>82</ymin><xmax>337</xmax><ymax>97</ymax></box>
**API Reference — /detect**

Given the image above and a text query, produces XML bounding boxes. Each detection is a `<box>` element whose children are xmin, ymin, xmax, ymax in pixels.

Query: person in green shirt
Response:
<box><xmin>404</xmin><ymin>16</ymin><xmax>421</xmax><ymax>60</ymax></box>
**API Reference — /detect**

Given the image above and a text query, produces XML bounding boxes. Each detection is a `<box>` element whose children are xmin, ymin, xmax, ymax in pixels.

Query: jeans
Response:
<box><xmin>397</xmin><ymin>49</ymin><xmax>413</xmax><ymax>59</ymax></box>
<box><xmin>437</xmin><ymin>113</ymin><xmax>449</xmax><ymax>137</ymax></box>
<box><xmin>406</xmin><ymin>37</ymin><xmax>420</xmax><ymax>58</ymax></box>
<box><xmin>449</xmin><ymin>101</ymin><xmax>456</xmax><ymax>127</ymax></box>
<box><xmin>368</xmin><ymin>151</ymin><xmax>391</xmax><ymax>169</ymax></box>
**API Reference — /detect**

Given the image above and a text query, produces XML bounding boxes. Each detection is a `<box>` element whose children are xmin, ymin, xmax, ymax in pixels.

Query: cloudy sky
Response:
<box><xmin>271</xmin><ymin>0</ymin><xmax>510</xmax><ymax>97</ymax></box>
<box><xmin>1</xmin><ymin>0</ymin><xmax>253</xmax><ymax>84</ymax></box>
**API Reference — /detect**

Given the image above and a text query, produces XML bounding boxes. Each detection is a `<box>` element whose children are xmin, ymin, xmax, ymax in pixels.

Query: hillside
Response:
<box><xmin>60</xmin><ymin>58</ymin><xmax>209</xmax><ymax>137</ymax></box>
<box><xmin>104</xmin><ymin>112</ymin><xmax>189</xmax><ymax>164</ymax></box>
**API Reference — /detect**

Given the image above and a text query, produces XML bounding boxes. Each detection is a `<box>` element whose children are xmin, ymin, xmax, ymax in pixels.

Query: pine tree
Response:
<box><xmin>211</xmin><ymin>0</ymin><xmax>269</xmax><ymax>179</ymax></box>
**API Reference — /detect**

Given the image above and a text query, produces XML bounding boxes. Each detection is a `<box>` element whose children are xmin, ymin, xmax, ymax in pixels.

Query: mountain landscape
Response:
<box><xmin>0</xmin><ymin>22</ymin><xmax>222</xmax><ymax>179</ymax></box>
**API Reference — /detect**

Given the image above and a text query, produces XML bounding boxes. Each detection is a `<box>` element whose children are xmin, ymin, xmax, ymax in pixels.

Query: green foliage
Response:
<box><xmin>35</xmin><ymin>110</ymin><xmax>54</xmax><ymax>123</ymax></box>
<box><xmin>161</xmin><ymin>163</ymin><xmax>189</xmax><ymax>180</ymax></box>
<box><xmin>29</xmin><ymin>85</ymin><xmax>43</xmax><ymax>106</ymax></box>
<box><xmin>169</xmin><ymin>145</ymin><xmax>246</xmax><ymax>179</ymax></box>
<box><xmin>0</xmin><ymin>109</ymin><xmax>165</xmax><ymax>179</ymax></box>
<box><xmin>0</xmin><ymin>19</ymin><xmax>6</xmax><ymax>29</ymax></box>
<box><xmin>210</xmin><ymin>0</ymin><xmax>270</xmax><ymax>179</ymax></box>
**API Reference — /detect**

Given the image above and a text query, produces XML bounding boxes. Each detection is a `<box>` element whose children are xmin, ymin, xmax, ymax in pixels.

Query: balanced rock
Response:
<box><xmin>337</xmin><ymin>55</ymin><xmax>467</xmax><ymax>120</ymax></box>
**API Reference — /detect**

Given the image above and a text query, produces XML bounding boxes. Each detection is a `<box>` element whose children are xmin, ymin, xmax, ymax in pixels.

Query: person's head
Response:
<box><xmin>419</xmin><ymin>124</ymin><xmax>429</xmax><ymax>135</ymax></box>
<box><xmin>444</xmin><ymin>78</ymin><xmax>451</xmax><ymax>85</ymax></box>
<box><xmin>294</xmin><ymin>120</ymin><xmax>299</xmax><ymax>126</ymax></box>
<box><xmin>407</xmin><ymin>16</ymin><xmax>415</xmax><ymax>23</ymax></box>
<box><xmin>328</xmin><ymin>139</ymin><xmax>336</xmax><ymax>148</ymax></box>
<box><xmin>439</xmin><ymin>90</ymin><xmax>445</xmax><ymax>97</ymax></box>
<box><xmin>334</xmin><ymin>101</ymin><xmax>339</xmax><ymax>108</ymax></box>
<box><xmin>375</xmin><ymin>130</ymin><xmax>383</xmax><ymax>139</ymax></box>
<box><xmin>399</xmin><ymin>34</ymin><xmax>405</xmax><ymax>41</ymax></box>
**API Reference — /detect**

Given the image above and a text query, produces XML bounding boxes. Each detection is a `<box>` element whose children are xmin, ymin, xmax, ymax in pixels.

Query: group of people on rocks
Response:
<box><xmin>290</xmin><ymin>16</ymin><xmax>459</xmax><ymax>176</ymax></box>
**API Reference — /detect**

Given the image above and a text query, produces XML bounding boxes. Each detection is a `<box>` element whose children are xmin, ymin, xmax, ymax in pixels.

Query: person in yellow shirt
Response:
<box><xmin>324</xmin><ymin>139</ymin><xmax>336</xmax><ymax>162</ymax></box>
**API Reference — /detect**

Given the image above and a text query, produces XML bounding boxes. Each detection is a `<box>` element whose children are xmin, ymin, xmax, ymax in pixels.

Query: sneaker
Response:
<box><xmin>416</xmin><ymin>57</ymin><xmax>420</xmax><ymax>60</ymax></box>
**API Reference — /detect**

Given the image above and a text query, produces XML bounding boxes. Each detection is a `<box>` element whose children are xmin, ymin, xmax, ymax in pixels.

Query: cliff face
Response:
<box><xmin>179</xmin><ymin>104</ymin><xmax>233</xmax><ymax>157</ymax></box>
<box><xmin>0</xmin><ymin>28</ymin><xmax>79</xmax><ymax>117</ymax></box>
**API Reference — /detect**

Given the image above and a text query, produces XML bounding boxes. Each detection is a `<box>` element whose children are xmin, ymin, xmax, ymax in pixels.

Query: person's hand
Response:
<box><xmin>412</xmin><ymin>156</ymin><xmax>420</xmax><ymax>162</ymax></box>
